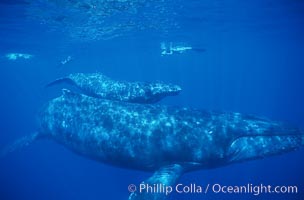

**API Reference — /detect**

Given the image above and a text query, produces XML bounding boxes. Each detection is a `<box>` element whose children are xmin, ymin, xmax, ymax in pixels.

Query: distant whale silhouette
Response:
<box><xmin>46</xmin><ymin>73</ymin><xmax>182</xmax><ymax>104</ymax></box>
<box><xmin>5</xmin><ymin>53</ymin><xmax>33</xmax><ymax>60</ymax></box>
<box><xmin>2</xmin><ymin>88</ymin><xmax>303</xmax><ymax>200</ymax></box>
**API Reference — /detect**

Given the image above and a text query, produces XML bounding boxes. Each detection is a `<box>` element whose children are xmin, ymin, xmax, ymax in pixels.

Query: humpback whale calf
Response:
<box><xmin>2</xmin><ymin>88</ymin><xmax>303</xmax><ymax>200</ymax></box>
<box><xmin>46</xmin><ymin>73</ymin><xmax>182</xmax><ymax>103</ymax></box>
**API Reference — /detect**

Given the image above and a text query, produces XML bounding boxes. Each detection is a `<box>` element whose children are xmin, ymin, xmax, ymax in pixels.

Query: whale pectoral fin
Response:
<box><xmin>128</xmin><ymin>164</ymin><xmax>184</xmax><ymax>200</ymax></box>
<box><xmin>0</xmin><ymin>132</ymin><xmax>41</xmax><ymax>158</ymax></box>
<box><xmin>45</xmin><ymin>77</ymin><xmax>75</xmax><ymax>88</ymax></box>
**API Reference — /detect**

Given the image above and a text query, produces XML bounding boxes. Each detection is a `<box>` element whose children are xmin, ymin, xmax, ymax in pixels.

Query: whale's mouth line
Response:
<box><xmin>229</xmin><ymin>132</ymin><xmax>304</xmax><ymax>149</ymax></box>
<box><xmin>225</xmin><ymin>132</ymin><xmax>304</xmax><ymax>163</ymax></box>
<box><xmin>234</xmin><ymin>132</ymin><xmax>304</xmax><ymax>140</ymax></box>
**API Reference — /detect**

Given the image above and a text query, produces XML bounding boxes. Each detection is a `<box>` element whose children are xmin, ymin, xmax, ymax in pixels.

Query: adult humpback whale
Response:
<box><xmin>2</xmin><ymin>88</ymin><xmax>303</xmax><ymax>200</ymax></box>
<box><xmin>46</xmin><ymin>73</ymin><xmax>182</xmax><ymax>103</ymax></box>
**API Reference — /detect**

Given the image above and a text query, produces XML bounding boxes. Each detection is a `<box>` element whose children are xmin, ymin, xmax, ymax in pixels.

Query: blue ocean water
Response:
<box><xmin>0</xmin><ymin>0</ymin><xmax>304</xmax><ymax>200</ymax></box>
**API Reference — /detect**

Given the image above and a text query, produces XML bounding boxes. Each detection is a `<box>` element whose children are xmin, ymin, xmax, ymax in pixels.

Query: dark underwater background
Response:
<box><xmin>0</xmin><ymin>0</ymin><xmax>304</xmax><ymax>200</ymax></box>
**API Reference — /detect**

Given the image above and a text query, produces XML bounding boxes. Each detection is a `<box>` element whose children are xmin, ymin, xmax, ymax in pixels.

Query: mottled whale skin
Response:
<box><xmin>33</xmin><ymin>89</ymin><xmax>303</xmax><ymax>200</ymax></box>
<box><xmin>46</xmin><ymin>73</ymin><xmax>182</xmax><ymax>104</ymax></box>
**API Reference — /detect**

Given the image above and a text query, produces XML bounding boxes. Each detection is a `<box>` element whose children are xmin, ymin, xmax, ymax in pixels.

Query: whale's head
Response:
<box><xmin>225</xmin><ymin>115</ymin><xmax>304</xmax><ymax>164</ymax></box>
<box><xmin>144</xmin><ymin>82</ymin><xmax>182</xmax><ymax>103</ymax></box>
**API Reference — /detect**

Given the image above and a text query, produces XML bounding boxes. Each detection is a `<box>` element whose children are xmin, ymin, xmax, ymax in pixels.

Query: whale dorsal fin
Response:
<box><xmin>128</xmin><ymin>164</ymin><xmax>184</xmax><ymax>200</ymax></box>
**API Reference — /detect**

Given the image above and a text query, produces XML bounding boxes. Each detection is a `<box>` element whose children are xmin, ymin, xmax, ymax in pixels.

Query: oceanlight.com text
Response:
<box><xmin>212</xmin><ymin>183</ymin><xmax>298</xmax><ymax>195</ymax></box>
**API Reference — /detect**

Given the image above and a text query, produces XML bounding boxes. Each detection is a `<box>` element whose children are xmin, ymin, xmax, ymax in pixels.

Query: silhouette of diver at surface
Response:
<box><xmin>161</xmin><ymin>42</ymin><xmax>205</xmax><ymax>56</ymax></box>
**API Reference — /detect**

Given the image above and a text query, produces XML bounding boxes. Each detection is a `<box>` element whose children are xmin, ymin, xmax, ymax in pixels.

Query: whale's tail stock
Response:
<box><xmin>0</xmin><ymin>132</ymin><xmax>41</xmax><ymax>158</ymax></box>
